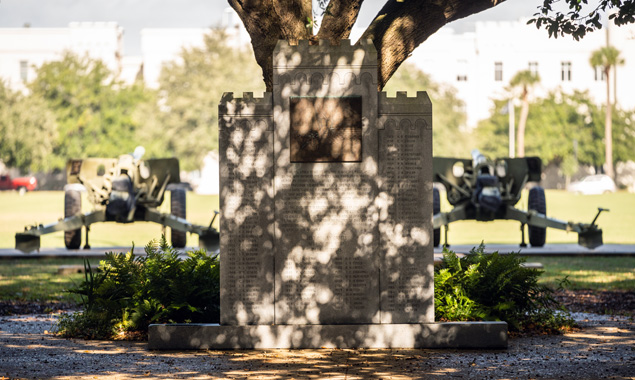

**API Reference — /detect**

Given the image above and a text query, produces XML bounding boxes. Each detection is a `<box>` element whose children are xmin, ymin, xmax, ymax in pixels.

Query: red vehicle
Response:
<box><xmin>0</xmin><ymin>174</ymin><xmax>37</xmax><ymax>192</ymax></box>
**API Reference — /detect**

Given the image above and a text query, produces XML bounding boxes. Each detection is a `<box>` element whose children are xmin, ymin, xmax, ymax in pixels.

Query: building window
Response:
<box><xmin>494</xmin><ymin>62</ymin><xmax>503</xmax><ymax>81</ymax></box>
<box><xmin>528</xmin><ymin>61</ymin><xmax>539</xmax><ymax>77</ymax></box>
<box><xmin>594</xmin><ymin>66</ymin><xmax>605</xmax><ymax>81</ymax></box>
<box><xmin>456</xmin><ymin>59</ymin><xmax>468</xmax><ymax>82</ymax></box>
<box><xmin>561</xmin><ymin>61</ymin><xmax>572</xmax><ymax>81</ymax></box>
<box><xmin>20</xmin><ymin>60</ymin><xmax>28</xmax><ymax>82</ymax></box>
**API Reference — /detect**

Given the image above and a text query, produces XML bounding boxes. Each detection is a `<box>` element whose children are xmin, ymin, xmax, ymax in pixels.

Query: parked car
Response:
<box><xmin>567</xmin><ymin>174</ymin><xmax>616</xmax><ymax>195</ymax></box>
<box><xmin>0</xmin><ymin>174</ymin><xmax>37</xmax><ymax>193</ymax></box>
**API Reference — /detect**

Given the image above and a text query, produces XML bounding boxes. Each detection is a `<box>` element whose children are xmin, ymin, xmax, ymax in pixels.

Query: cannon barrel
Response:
<box><xmin>471</xmin><ymin>149</ymin><xmax>487</xmax><ymax>169</ymax></box>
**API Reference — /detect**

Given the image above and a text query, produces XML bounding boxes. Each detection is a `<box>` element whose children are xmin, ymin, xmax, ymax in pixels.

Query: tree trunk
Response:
<box><xmin>605</xmin><ymin>66</ymin><xmax>614</xmax><ymax>178</ymax></box>
<box><xmin>316</xmin><ymin>0</ymin><xmax>364</xmax><ymax>42</ymax></box>
<box><xmin>517</xmin><ymin>89</ymin><xmax>529</xmax><ymax>158</ymax></box>
<box><xmin>229</xmin><ymin>0</ymin><xmax>507</xmax><ymax>91</ymax></box>
<box><xmin>227</xmin><ymin>0</ymin><xmax>311</xmax><ymax>91</ymax></box>
<box><xmin>360</xmin><ymin>0</ymin><xmax>507</xmax><ymax>89</ymax></box>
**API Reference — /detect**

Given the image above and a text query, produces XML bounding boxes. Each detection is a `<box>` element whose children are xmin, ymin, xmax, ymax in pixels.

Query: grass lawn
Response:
<box><xmin>0</xmin><ymin>258</ymin><xmax>101</xmax><ymax>304</ymax></box>
<box><xmin>0</xmin><ymin>255</ymin><xmax>631</xmax><ymax>306</ymax></box>
<box><xmin>438</xmin><ymin>190</ymin><xmax>635</xmax><ymax>245</ymax></box>
<box><xmin>1</xmin><ymin>189</ymin><xmax>633</xmax><ymax>249</ymax></box>
<box><xmin>0</xmin><ymin>190</ymin><xmax>633</xmax><ymax>305</ymax></box>
<box><xmin>1</xmin><ymin>191</ymin><xmax>219</xmax><ymax>249</ymax></box>
<box><xmin>534</xmin><ymin>255</ymin><xmax>635</xmax><ymax>291</ymax></box>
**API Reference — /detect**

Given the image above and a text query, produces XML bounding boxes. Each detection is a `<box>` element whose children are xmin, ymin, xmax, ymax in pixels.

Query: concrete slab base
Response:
<box><xmin>148</xmin><ymin>322</ymin><xmax>508</xmax><ymax>350</ymax></box>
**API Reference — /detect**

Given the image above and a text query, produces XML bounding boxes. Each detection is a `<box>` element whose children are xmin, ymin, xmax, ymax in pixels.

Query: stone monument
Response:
<box><xmin>149</xmin><ymin>40</ymin><xmax>507</xmax><ymax>349</ymax></box>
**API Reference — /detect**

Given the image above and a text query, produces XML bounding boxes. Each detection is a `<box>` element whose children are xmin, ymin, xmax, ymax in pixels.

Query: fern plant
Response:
<box><xmin>435</xmin><ymin>245</ymin><xmax>573</xmax><ymax>332</ymax></box>
<box><xmin>58</xmin><ymin>236</ymin><xmax>220</xmax><ymax>340</ymax></box>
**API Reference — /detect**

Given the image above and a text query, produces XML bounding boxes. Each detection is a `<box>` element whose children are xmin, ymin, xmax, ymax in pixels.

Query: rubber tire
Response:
<box><xmin>528</xmin><ymin>186</ymin><xmax>547</xmax><ymax>247</ymax></box>
<box><xmin>170</xmin><ymin>188</ymin><xmax>187</xmax><ymax>248</ymax></box>
<box><xmin>433</xmin><ymin>187</ymin><xmax>441</xmax><ymax>248</ymax></box>
<box><xmin>64</xmin><ymin>189</ymin><xmax>82</xmax><ymax>249</ymax></box>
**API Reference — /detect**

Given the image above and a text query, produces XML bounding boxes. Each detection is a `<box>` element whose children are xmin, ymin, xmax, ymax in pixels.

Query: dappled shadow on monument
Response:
<box><xmin>213</xmin><ymin>38</ymin><xmax>434</xmax><ymax>347</ymax></box>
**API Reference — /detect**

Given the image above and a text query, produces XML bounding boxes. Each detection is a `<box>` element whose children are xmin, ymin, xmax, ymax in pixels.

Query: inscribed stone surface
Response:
<box><xmin>150</xmin><ymin>39</ymin><xmax>507</xmax><ymax>352</ymax></box>
<box><xmin>218</xmin><ymin>42</ymin><xmax>434</xmax><ymax>327</ymax></box>
<box><xmin>377</xmin><ymin>94</ymin><xmax>434</xmax><ymax>323</ymax></box>
<box><xmin>219</xmin><ymin>94</ymin><xmax>275</xmax><ymax>325</ymax></box>
<box><xmin>272</xmin><ymin>40</ymin><xmax>381</xmax><ymax>324</ymax></box>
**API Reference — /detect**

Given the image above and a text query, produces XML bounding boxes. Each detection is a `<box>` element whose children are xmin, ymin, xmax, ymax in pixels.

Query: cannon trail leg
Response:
<box><xmin>443</xmin><ymin>225</ymin><xmax>450</xmax><ymax>248</ymax></box>
<box><xmin>520</xmin><ymin>223</ymin><xmax>527</xmax><ymax>248</ymax></box>
<box><xmin>83</xmin><ymin>226</ymin><xmax>91</xmax><ymax>249</ymax></box>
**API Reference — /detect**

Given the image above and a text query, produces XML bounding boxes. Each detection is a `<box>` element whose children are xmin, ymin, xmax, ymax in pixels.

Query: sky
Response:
<box><xmin>0</xmin><ymin>0</ymin><xmax>545</xmax><ymax>55</ymax></box>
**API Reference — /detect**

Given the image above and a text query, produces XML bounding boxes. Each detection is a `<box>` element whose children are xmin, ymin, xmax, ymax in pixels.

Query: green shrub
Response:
<box><xmin>57</xmin><ymin>236</ymin><xmax>220</xmax><ymax>339</ymax></box>
<box><xmin>435</xmin><ymin>245</ymin><xmax>574</xmax><ymax>332</ymax></box>
<box><xmin>59</xmin><ymin>239</ymin><xmax>570</xmax><ymax>338</ymax></box>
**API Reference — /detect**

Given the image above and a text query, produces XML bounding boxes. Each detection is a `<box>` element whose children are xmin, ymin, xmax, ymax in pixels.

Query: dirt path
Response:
<box><xmin>0</xmin><ymin>314</ymin><xmax>633</xmax><ymax>379</ymax></box>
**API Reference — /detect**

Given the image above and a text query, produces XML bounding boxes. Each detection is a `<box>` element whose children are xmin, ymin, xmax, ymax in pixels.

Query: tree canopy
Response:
<box><xmin>138</xmin><ymin>31</ymin><xmax>265</xmax><ymax>171</ymax></box>
<box><xmin>476</xmin><ymin>89</ymin><xmax>635</xmax><ymax>169</ymax></box>
<box><xmin>29</xmin><ymin>53</ymin><xmax>149</xmax><ymax>168</ymax></box>
<box><xmin>0</xmin><ymin>81</ymin><xmax>57</xmax><ymax>173</ymax></box>
<box><xmin>383</xmin><ymin>63</ymin><xmax>469</xmax><ymax>157</ymax></box>
<box><xmin>2</xmin><ymin>33</ymin><xmax>267</xmax><ymax>173</ymax></box>
<box><xmin>529</xmin><ymin>0</ymin><xmax>635</xmax><ymax>40</ymax></box>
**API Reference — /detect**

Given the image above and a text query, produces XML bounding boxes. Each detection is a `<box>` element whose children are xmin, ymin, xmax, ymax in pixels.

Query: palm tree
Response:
<box><xmin>509</xmin><ymin>70</ymin><xmax>540</xmax><ymax>157</ymax></box>
<box><xmin>590</xmin><ymin>46</ymin><xmax>624</xmax><ymax>179</ymax></box>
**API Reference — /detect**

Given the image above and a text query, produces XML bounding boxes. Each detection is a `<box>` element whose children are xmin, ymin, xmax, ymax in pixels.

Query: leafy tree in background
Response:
<box><xmin>0</xmin><ymin>81</ymin><xmax>57</xmax><ymax>172</ymax></box>
<box><xmin>589</xmin><ymin>46</ymin><xmax>625</xmax><ymax>178</ymax></box>
<box><xmin>476</xmin><ymin>98</ymin><xmax>518</xmax><ymax>160</ymax></box>
<box><xmin>383</xmin><ymin>62</ymin><xmax>469</xmax><ymax>157</ymax></box>
<box><xmin>477</xmin><ymin>89</ymin><xmax>635</xmax><ymax>171</ymax></box>
<box><xmin>560</xmin><ymin>154</ymin><xmax>579</xmax><ymax>187</ymax></box>
<box><xmin>611</xmin><ymin>106</ymin><xmax>635</xmax><ymax>164</ymax></box>
<box><xmin>29</xmin><ymin>53</ymin><xmax>149</xmax><ymax>169</ymax></box>
<box><xmin>529</xmin><ymin>0</ymin><xmax>635</xmax><ymax>40</ymax></box>
<box><xmin>477</xmin><ymin>91</ymin><xmax>595</xmax><ymax>165</ymax></box>
<box><xmin>524</xmin><ymin>91</ymin><xmax>604</xmax><ymax>167</ymax></box>
<box><xmin>509</xmin><ymin>70</ymin><xmax>540</xmax><ymax>158</ymax></box>
<box><xmin>139</xmin><ymin>30</ymin><xmax>265</xmax><ymax>170</ymax></box>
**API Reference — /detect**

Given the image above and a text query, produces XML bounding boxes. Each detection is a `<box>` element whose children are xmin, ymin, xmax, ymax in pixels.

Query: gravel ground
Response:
<box><xmin>0</xmin><ymin>313</ymin><xmax>633</xmax><ymax>379</ymax></box>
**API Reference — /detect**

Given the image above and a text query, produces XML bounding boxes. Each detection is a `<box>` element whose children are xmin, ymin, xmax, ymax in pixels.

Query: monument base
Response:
<box><xmin>148</xmin><ymin>322</ymin><xmax>507</xmax><ymax>350</ymax></box>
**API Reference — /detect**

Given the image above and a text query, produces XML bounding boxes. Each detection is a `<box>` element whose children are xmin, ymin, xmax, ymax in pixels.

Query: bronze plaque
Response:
<box><xmin>290</xmin><ymin>96</ymin><xmax>362</xmax><ymax>162</ymax></box>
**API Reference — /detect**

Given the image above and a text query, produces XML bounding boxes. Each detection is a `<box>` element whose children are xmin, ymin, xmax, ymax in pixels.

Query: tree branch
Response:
<box><xmin>361</xmin><ymin>0</ymin><xmax>507</xmax><ymax>90</ymax></box>
<box><xmin>228</xmin><ymin>0</ymin><xmax>284</xmax><ymax>91</ymax></box>
<box><xmin>274</xmin><ymin>0</ymin><xmax>312</xmax><ymax>42</ymax></box>
<box><xmin>228</xmin><ymin>0</ymin><xmax>313</xmax><ymax>90</ymax></box>
<box><xmin>316</xmin><ymin>0</ymin><xmax>365</xmax><ymax>42</ymax></box>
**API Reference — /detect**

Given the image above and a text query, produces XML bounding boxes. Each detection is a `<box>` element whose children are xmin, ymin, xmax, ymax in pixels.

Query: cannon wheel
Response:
<box><xmin>433</xmin><ymin>187</ymin><xmax>441</xmax><ymax>247</ymax></box>
<box><xmin>528</xmin><ymin>186</ymin><xmax>546</xmax><ymax>247</ymax></box>
<box><xmin>170</xmin><ymin>188</ymin><xmax>187</xmax><ymax>248</ymax></box>
<box><xmin>64</xmin><ymin>189</ymin><xmax>82</xmax><ymax>249</ymax></box>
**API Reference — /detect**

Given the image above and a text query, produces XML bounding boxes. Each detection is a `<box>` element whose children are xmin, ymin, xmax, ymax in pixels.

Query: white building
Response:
<box><xmin>140</xmin><ymin>28</ymin><xmax>207</xmax><ymax>89</ymax></box>
<box><xmin>0</xmin><ymin>22</ymin><xmax>124</xmax><ymax>92</ymax></box>
<box><xmin>140</xmin><ymin>10</ymin><xmax>249</xmax><ymax>88</ymax></box>
<box><xmin>409</xmin><ymin>20</ymin><xmax>635</xmax><ymax>128</ymax></box>
<box><xmin>1</xmin><ymin>18</ymin><xmax>633</xmax><ymax>129</ymax></box>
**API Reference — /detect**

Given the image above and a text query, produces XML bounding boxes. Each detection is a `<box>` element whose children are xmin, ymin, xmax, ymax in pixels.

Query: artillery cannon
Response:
<box><xmin>16</xmin><ymin>148</ymin><xmax>219</xmax><ymax>253</ymax></box>
<box><xmin>432</xmin><ymin>150</ymin><xmax>607</xmax><ymax>249</ymax></box>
